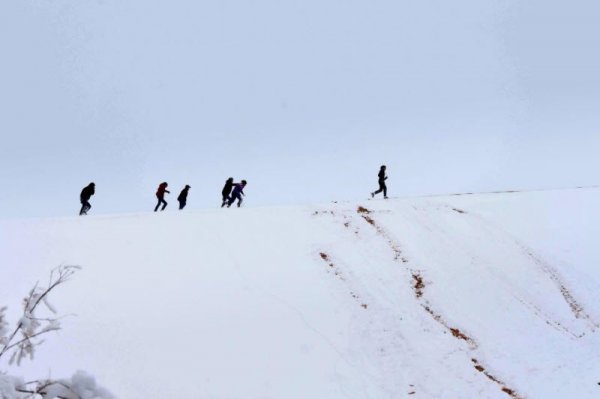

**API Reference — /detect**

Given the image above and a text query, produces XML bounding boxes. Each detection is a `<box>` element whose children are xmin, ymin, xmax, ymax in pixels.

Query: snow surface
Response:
<box><xmin>1</xmin><ymin>187</ymin><xmax>600</xmax><ymax>398</ymax></box>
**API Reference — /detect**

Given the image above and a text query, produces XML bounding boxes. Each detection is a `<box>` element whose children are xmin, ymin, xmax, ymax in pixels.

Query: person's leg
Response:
<box><xmin>237</xmin><ymin>196</ymin><xmax>243</xmax><ymax>208</ymax></box>
<box><xmin>383</xmin><ymin>183</ymin><xmax>387</xmax><ymax>198</ymax></box>
<box><xmin>227</xmin><ymin>193</ymin><xmax>238</xmax><ymax>208</ymax></box>
<box><xmin>372</xmin><ymin>182</ymin><xmax>384</xmax><ymax>197</ymax></box>
<box><xmin>221</xmin><ymin>193</ymin><xmax>228</xmax><ymax>207</ymax></box>
<box><xmin>154</xmin><ymin>196</ymin><xmax>161</xmax><ymax>212</ymax></box>
<box><xmin>179</xmin><ymin>200</ymin><xmax>185</xmax><ymax>210</ymax></box>
<box><xmin>86</xmin><ymin>202</ymin><xmax>92</xmax><ymax>214</ymax></box>
<box><xmin>79</xmin><ymin>202</ymin><xmax>87</xmax><ymax>216</ymax></box>
<box><xmin>161</xmin><ymin>199</ymin><xmax>168</xmax><ymax>211</ymax></box>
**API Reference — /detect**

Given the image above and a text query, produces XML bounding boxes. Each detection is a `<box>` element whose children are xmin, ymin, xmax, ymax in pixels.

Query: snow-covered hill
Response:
<box><xmin>2</xmin><ymin>188</ymin><xmax>600</xmax><ymax>398</ymax></box>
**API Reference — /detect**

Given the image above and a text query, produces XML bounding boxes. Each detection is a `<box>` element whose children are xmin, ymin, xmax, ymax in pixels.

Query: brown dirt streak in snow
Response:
<box><xmin>466</xmin><ymin>208</ymin><xmax>597</xmax><ymax>330</ymax></box>
<box><xmin>412</xmin><ymin>273</ymin><xmax>425</xmax><ymax>298</ymax></box>
<box><xmin>357</xmin><ymin>206</ymin><xmax>371</xmax><ymax>214</ymax></box>
<box><xmin>318</xmin><ymin>252</ymin><xmax>368</xmax><ymax>310</ymax></box>
<box><xmin>471</xmin><ymin>359</ymin><xmax>525</xmax><ymax>399</ymax></box>
<box><xmin>422</xmin><ymin>305</ymin><xmax>478</xmax><ymax>349</ymax></box>
<box><xmin>362</xmin><ymin>214</ymin><xmax>376</xmax><ymax>226</ymax></box>
<box><xmin>357</xmin><ymin>207</ymin><xmax>403</xmax><ymax>261</ymax></box>
<box><xmin>523</xmin><ymin>247</ymin><xmax>597</xmax><ymax>328</ymax></box>
<box><xmin>356</xmin><ymin>206</ymin><xmax>526</xmax><ymax>398</ymax></box>
<box><xmin>355</xmin><ymin>208</ymin><xmax>484</xmax><ymax>351</ymax></box>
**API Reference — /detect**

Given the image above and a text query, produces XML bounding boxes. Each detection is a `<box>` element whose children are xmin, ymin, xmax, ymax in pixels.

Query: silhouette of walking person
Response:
<box><xmin>221</xmin><ymin>177</ymin><xmax>234</xmax><ymax>208</ymax></box>
<box><xmin>154</xmin><ymin>182</ymin><xmax>170</xmax><ymax>212</ymax></box>
<box><xmin>79</xmin><ymin>182</ymin><xmax>95</xmax><ymax>216</ymax></box>
<box><xmin>177</xmin><ymin>185</ymin><xmax>191</xmax><ymax>210</ymax></box>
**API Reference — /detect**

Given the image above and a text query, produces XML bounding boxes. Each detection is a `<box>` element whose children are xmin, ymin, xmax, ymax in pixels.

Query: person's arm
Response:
<box><xmin>166</xmin><ymin>190</ymin><xmax>170</xmax><ymax>194</ymax></box>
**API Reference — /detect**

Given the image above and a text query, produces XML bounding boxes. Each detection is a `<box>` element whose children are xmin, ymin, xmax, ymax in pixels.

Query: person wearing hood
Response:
<box><xmin>227</xmin><ymin>180</ymin><xmax>247</xmax><ymax>208</ymax></box>
<box><xmin>79</xmin><ymin>182</ymin><xmax>95</xmax><ymax>216</ymax></box>
<box><xmin>221</xmin><ymin>177</ymin><xmax>234</xmax><ymax>208</ymax></box>
<box><xmin>177</xmin><ymin>185</ymin><xmax>191</xmax><ymax>210</ymax></box>
<box><xmin>154</xmin><ymin>182</ymin><xmax>170</xmax><ymax>212</ymax></box>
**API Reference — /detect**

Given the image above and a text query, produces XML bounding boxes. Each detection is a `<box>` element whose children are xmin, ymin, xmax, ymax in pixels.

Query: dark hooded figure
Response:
<box><xmin>221</xmin><ymin>177</ymin><xmax>234</xmax><ymax>208</ymax></box>
<box><xmin>177</xmin><ymin>185</ymin><xmax>191</xmax><ymax>210</ymax></box>
<box><xmin>79</xmin><ymin>182</ymin><xmax>96</xmax><ymax>216</ymax></box>
<box><xmin>371</xmin><ymin>165</ymin><xmax>388</xmax><ymax>199</ymax></box>
<box><xmin>227</xmin><ymin>180</ymin><xmax>247</xmax><ymax>208</ymax></box>
<box><xmin>154</xmin><ymin>182</ymin><xmax>170</xmax><ymax>212</ymax></box>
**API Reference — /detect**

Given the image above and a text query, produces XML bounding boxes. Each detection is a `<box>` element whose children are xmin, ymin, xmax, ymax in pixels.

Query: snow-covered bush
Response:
<box><xmin>0</xmin><ymin>266</ymin><xmax>115</xmax><ymax>399</ymax></box>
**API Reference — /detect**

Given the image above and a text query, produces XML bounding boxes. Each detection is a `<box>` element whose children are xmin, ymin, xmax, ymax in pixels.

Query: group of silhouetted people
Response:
<box><xmin>153</xmin><ymin>182</ymin><xmax>193</xmax><ymax>212</ymax></box>
<box><xmin>79</xmin><ymin>165</ymin><xmax>388</xmax><ymax>215</ymax></box>
<box><xmin>221</xmin><ymin>178</ymin><xmax>247</xmax><ymax>208</ymax></box>
<box><xmin>79</xmin><ymin>177</ymin><xmax>250</xmax><ymax>215</ymax></box>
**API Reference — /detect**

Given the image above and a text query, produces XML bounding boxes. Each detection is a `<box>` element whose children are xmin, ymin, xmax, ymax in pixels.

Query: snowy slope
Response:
<box><xmin>1</xmin><ymin>188</ymin><xmax>600</xmax><ymax>398</ymax></box>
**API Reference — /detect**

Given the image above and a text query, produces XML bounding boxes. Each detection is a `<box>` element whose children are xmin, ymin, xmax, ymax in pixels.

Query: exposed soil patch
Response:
<box><xmin>361</xmin><ymin>214</ymin><xmax>376</xmax><ymax>226</ymax></box>
<box><xmin>450</xmin><ymin>328</ymin><xmax>470</xmax><ymax>341</ymax></box>
<box><xmin>471</xmin><ymin>359</ymin><xmax>524</xmax><ymax>399</ymax></box>
<box><xmin>319</xmin><ymin>252</ymin><xmax>368</xmax><ymax>309</ymax></box>
<box><xmin>319</xmin><ymin>252</ymin><xmax>342</xmax><ymax>279</ymax></box>
<box><xmin>422</xmin><ymin>305</ymin><xmax>477</xmax><ymax>349</ymax></box>
<box><xmin>412</xmin><ymin>273</ymin><xmax>425</xmax><ymax>298</ymax></box>
<box><xmin>320</xmin><ymin>252</ymin><xmax>333</xmax><ymax>266</ymax></box>
<box><xmin>357</xmin><ymin>206</ymin><xmax>371</xmax><ymax>214</ymax></box>
<box><xmin>452</xmin><ymin>208</ymin><xmax>466</xmax><ymax>214</ymax></box>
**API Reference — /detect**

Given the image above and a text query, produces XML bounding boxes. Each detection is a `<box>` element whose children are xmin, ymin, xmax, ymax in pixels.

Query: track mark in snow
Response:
<box><xmin>319</xmin><ymin>252</ymin><xmax>369</xmax><ymax>310</ymax></box>
<box><xmin>460</xmin><ymin>209</ymin><xmax>599</xmax><ymax>331</ymax></box>
<box><xmin>319</xmin><ymin>252</ymin><xmax>346</xmax><ymax>281</ymax></box>
<box><xmin>511</xmin><ymin>293</ymin><xmax>583</xmax><ymax>338</ymax></box>
<box><xmin>356</xmin><ymin>206</ymin><xmax>408</xmax><ymax>263</ymax></box>
<box><xmin>522</xmin><ymin>246</ymin><xmax>597</xmax><ymax>329</ymax></box>
<box><xmin>356</xmin><ymin>205</ymin><xmax>526</xmax><ymax>399</ymax></box>
<box><xmin>356</xmin><ymin>206</ymin><xmax>478</xmax><ymax>347</ymax></box>
<box><xmin>421</xmin><ymin>305</ymin><xmax>478</xmax><ymax>349</ymax></box>
<box><xmin>471</xmin><ymin>359</ymin><xmax>525</xmax><ymax>399</ymax></box>
<box><xmin>313</xmin><ymin>210</ymin><xmax>335</xmax><ymax>216</ymax></box>
<box><xmin>412</xmin><ymin>273</ymin><xmax>425</xmax><ymax>298</ymax></box>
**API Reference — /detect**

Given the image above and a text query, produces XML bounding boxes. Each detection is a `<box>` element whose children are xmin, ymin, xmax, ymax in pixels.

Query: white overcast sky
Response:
<box><xmin>0</xmin><ymin>0</ymin><xmax>598</xmax><ymax>218</ymax></box>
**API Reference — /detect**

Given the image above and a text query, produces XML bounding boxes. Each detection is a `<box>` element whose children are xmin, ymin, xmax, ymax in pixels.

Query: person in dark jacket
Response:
<box><xmin>227</xmin><ymin>180</ymin><xmax>247</xmax><ymax>208</ymax></box>
<box><xmin>79</xmin><ymin>182</ymin><xmax>96</xmax><ymax>216</ymax></box>
<box><xmin>177</xmin><ymin>185</ymin><xmax>191</xmax><ymax>210</ymax></box>
<box><xmin>221</xmin><ymin>177</ymin><xmax>234</xmax><ymax>208</ymax></box>
<box><xmin>154</xmin><ymin>182</ymin><xmax>170</xmax><ymax>212</ymax></box>
<box><xmin>371</xmin><ymin>165</ymin><xmax>388</xmax><ymax>199</ymax></box>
